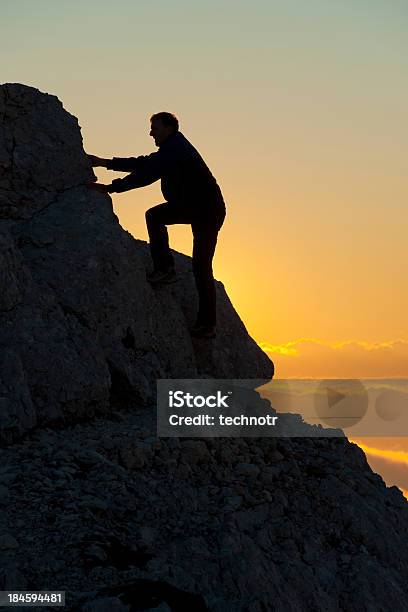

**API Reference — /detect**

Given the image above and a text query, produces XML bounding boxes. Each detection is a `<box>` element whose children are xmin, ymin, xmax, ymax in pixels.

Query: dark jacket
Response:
<box><xmin>106</xmin><ymin>131</ymin><xmax>226</xmax><ymax>224</ymax></box>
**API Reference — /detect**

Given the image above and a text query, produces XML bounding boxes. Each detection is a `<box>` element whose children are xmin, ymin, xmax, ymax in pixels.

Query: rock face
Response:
<box><xmin>1</xmin><ymin>407</ymin><xmax>408</xmax><ymax>611</ymax></box>
<box><xmin>0</xmin><ymin>83</ymin><xmax>273</xmax><ymax>443</ymax></box>
<box><xmin>2</xmin><ymin>84</ymin><xmax>408</xmax><ymax>612</ymax></box>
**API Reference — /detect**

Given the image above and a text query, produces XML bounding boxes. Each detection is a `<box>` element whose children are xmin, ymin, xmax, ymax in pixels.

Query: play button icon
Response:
<box><xmin>314</xmin><ymin>380</ymin><xmax>368</xmax><ymax>429</ymax></box>
<box><xmin>327</xmin><ymin>388</ymin><xmax>347</xmax><ymax>409</ymax></box>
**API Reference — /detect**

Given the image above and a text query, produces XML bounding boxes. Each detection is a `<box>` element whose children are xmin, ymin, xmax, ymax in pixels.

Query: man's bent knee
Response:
<box><xmin>146</xmin><ymin>203</ymin><xmax>172</xmax><ymax>227</ymax></box>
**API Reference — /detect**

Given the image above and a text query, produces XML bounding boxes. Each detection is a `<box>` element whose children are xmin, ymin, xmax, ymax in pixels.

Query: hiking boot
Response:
<box><xmin>190</xmin><ymin>324</ymin><xmax>216</xmax><ymax>339</ymax></box>
<box><xmin>146</xmin><ymin>268</ymin><xmax>177</xmax><ymax>284</ymax></box>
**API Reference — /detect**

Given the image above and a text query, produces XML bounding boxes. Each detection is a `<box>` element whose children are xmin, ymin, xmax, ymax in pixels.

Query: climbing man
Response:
<box><xmin>88</xmin><ymin>112</ymin><xmax>226</xmax><ymax>339</ymax></box>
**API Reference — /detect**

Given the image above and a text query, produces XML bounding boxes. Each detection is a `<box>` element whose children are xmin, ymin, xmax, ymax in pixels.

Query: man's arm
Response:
<box><xmin>106</xmin><ymin>156</ymin><xmax>147</xmax><ymax>172</ymax></box>
<box><xmin>88</xmin><ymin>152</ymin><xmax>162</xmax><ymax>173</ymax></box>
<box><xmin>107</xmin><ymin>150</ymin><xmax>168</xmax><ymax>193</ymax></box>
<box><xmin>88</xmin><ymin>155</ymin><xmax>110</xmax><ymax>167</ymax></box>
<box><xmin>88</xmin><ymin>154</ymin><xmax>143</xmax><ymax>172</ymax></box>
<box><xmin>88</xmin><ymin>149</ymin><xmax>170</xmax><ymax>193</ymax></box>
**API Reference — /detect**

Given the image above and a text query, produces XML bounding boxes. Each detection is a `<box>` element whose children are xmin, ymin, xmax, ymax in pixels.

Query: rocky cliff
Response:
<box><xmin>0</xmin><ymin>83</ymin><xmax>273</xmax><ymax>444</ymax></box>
<box><xmin>1</xmin><ymin>84</ymin><xmax>408</xmax><ymax>612</ymax></box>
<box><xmin>2</xmin><ymin>404</ymin><xmax>408</xmax><ymax>611</ymax></box>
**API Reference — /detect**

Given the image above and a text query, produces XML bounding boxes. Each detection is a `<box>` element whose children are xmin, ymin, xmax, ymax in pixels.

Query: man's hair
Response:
<box><xmin>150</xmin><ymin>112</ymin><xmax>179</xmax><ymax>131</ymax></box>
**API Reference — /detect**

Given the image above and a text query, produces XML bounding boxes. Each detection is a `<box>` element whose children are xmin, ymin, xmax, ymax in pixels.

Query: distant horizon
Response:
<box><xmin>258</xmin><ymin>338</ymin><xmax>408</xmax><ymax>379</ymax></box>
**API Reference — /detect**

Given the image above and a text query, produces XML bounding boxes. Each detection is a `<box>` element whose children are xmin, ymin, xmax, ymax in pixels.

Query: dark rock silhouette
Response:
<box><xmin>0</xmin><ymin>82</ymin><xmax>273</xmax><ymax>444</ymax></box>
<box><xmin>2</xmin><ymin>409</ymin><xmax>408</xmax><ymax>611</ymax></box>
<box><xmin>1</xmin><ymin>84</ymin><xmax>408</xmax><ymax>612</ymax></box>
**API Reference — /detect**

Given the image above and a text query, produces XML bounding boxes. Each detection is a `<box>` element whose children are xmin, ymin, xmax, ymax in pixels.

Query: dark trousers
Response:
<box><xmin>145</xmin><ymin>202</ymin><xmax>225</xmax><ymax>327</ymax></box>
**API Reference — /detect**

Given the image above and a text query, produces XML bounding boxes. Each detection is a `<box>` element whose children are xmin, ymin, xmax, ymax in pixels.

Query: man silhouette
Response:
<box><xmin>89</xmin><ymin>112</ymin><xmax>226</xmax><ymax>339</ymax></box>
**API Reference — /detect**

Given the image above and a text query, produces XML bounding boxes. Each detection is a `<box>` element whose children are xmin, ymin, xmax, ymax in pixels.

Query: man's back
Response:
<box><xmin>158</xmin><ymin>131</ymin><xmax>223</xmax><ymax>204</ymax></box>
<box><xmin>108</xmin><ymin>131</ymin><xmax>225</xmax><ymax>223</ymax></box>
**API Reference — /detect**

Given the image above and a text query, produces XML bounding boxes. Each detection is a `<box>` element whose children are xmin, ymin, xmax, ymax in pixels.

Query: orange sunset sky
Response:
<box><xmin>2</xmin><ymin>2</ymin><xmax>408</xmax><ymax>490</ymax></box>
<box><xmin>3</xmin><ymin>1</ymin><xmax>407</xmax><ymax>379</ymax></box>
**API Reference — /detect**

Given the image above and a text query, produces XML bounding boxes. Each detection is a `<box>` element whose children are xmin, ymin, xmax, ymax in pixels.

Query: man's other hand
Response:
<box><xmin>88</xmin><ymin>154</ymin><xmax>109</xmax><ymax>167</ymax></box>
<box><xmin>88</xmin><ymin>182</ymin><xmax>110</xmax><ymax>193</ymax></box>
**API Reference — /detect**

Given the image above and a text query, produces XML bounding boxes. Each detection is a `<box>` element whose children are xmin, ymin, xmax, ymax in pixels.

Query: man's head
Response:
<box><xmin>150</xmin><ymin>112</ymin><xmax>179</xmax><ymax>147</ymax></box>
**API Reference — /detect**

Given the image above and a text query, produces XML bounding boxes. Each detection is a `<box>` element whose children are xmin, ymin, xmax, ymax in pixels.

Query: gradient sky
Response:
<box><xmin>2</xmin><ymin>0</ymin><xmax>407</xmax><ymax>378</ymax></box>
